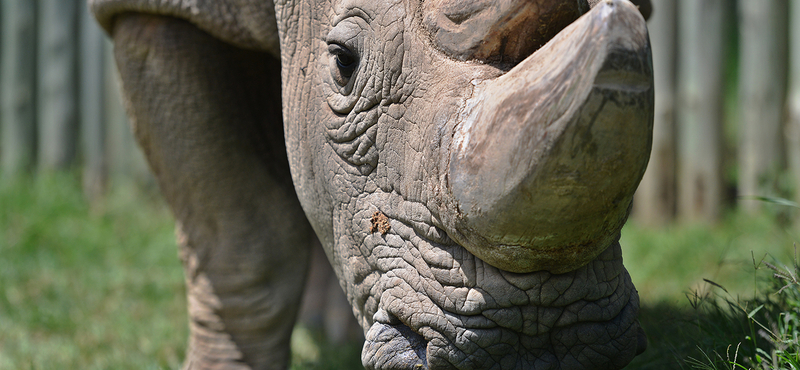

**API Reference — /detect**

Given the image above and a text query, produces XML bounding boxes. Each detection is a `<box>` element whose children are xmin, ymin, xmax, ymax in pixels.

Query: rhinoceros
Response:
<box><xmin>90</xmin><ymin>0</ymin><xmax>654</xmax><ymax>368</ymax></box>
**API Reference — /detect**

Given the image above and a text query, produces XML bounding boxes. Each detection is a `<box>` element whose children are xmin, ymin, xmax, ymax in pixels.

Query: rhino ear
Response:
<box><xmin>90</xmin><ymin>0</ymin><xmax>281</xmax><ymax>57</ymax></box>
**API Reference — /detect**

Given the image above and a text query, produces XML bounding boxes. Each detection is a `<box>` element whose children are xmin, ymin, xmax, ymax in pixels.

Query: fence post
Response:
<box><xmin>788</xmin><ymin>0</ymin><xmax>800</xmax><ymax>220</ymax></box>
<box><xmin>1</xmin><ymin>0</ymin><xmax>37</xmax><ymax>175</ymax></box>
<box><xmin>37</xmin><ymin>0</ymin><xmax>79</xmax><ymax>171</ymax></box>
<box><xmin>633</xmin><ymin>0</ymin><xmax>677</xmax><ymax>226</ymax></box>
<box><xmin>677</xmin><ymin>0</ymin><xmax>726</xmax><ymax>222</ymax></box>
<box><xmin>79</xmin><ymin>0</ymin><xmax>107</xmax><ymax>200</ymax></box>
<box><xmin>738</xmin><ymin>0</ymin><xmax>789</xmax><ymax>211</ymax></box>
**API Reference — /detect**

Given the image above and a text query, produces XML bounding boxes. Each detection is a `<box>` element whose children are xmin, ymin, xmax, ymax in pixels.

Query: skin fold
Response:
<box><xmin>91</xmin><ymin>0</ymin><xmax>654</xmax><ymax>369</ymax></box>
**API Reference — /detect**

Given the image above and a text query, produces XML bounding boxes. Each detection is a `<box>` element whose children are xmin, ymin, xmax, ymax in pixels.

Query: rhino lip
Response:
<box><xmin>363</xmin><ymin>311</ymin><xmax>429</xmax><ymax>370</ymax></box>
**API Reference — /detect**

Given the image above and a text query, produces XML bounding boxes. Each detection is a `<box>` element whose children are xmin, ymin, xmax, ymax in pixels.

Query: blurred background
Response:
<box><xmin>0</xmin><ymin>0</ymin><xmax>797</xmax><ymax>369</ymax></box>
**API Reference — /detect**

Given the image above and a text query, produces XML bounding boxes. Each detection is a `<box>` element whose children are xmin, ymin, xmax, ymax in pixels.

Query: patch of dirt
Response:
<box><xmin>370</xmin><ymin>211</ymin><xmax>391</xmax><ymax>234</ymax></box>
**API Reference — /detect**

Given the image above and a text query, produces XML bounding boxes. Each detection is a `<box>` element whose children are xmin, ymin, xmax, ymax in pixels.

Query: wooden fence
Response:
<box><xmin>634</xmin><ymin>0</ymin><xmax>800</xmax><ymax>226</ymax></box>
<box><xmin>0</xmin><ymin>0</ymin><xmax>798</xmax><ymax>224</ymax></box>
<box><xmin>0</xmin><ymin>0</ymin><xmax>149</xmax><ymax>202</ymax></box>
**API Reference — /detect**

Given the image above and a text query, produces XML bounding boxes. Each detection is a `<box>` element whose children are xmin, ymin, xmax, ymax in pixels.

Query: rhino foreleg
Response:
<box><xmin>111</xmin><ymin>14</ymin><xmax>312</xmax><ymax>369</ymax></box>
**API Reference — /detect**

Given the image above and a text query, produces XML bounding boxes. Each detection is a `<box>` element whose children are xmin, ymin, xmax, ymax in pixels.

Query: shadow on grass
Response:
<box><xmin>627</xmin><ymin>302</ymin><xmax>706</xmax><ymax>369</ymax></box>
<box><xmin>291</xmin><ymin>325</ymin><xmax>364</xmax><ymax>370</ymax></box>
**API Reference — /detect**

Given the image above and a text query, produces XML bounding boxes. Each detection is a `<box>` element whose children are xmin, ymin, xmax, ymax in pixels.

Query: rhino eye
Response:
<box><xmin>334</xmin><ymin>47</ymin><xmax>357</xmax><ymax>73</ymax></box>
<box><xmin>328</xmin><ymin>43</ymin><xmax>358</xmax><ymax>87</ymax></box>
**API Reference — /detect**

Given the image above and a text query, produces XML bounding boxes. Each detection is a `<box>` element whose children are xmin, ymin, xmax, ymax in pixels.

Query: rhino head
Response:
<box><xmin>94</xmin><ymin>0</ymin><xmax>652</xmax><ymax>368</ymax></box>
<box><xmin>282</xmin><ymin>0</ymin><xmax>652</xmax><ymax>367</ymax></box>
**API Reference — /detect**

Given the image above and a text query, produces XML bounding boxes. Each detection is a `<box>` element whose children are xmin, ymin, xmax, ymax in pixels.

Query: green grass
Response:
<box><xmin>626</xmin><ymin>248</ymin><xmax>799</xmax><ymax>370</ymax></box>
<box><xmin>623</xmin><ymin>204</ymin><xmax>799</xmax><ymax>369</ymax></box>
<box><xmin>0</xmin><ymin>173</ymin><xmax>185</xmax><ymax>369</ymax></box>
<box><xmin>622</xmin><ymin>211</ymin><xmax>798</xmax><ymax>305</ymax></box>
<box><xmin>0</xmin><ymin>172</ymin><xmax>797</xmax><ymax>369</ymax></box>
<box><xmin>686</xmin><ymin>256</ymin><xmax>800</xmax><ymax>370</ymax></box>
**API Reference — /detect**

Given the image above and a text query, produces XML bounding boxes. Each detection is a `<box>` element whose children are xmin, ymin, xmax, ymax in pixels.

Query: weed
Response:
<box><xmin>685</xmin><ymin>247</ymin><xmax>800</xmax><ymax>370</ymax></box>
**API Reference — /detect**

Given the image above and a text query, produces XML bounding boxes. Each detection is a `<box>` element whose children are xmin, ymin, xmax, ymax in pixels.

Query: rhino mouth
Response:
<box><xmin>363</xmin><ymin>317</ymin><xmax>428</xmax><ymax>370</ymax></box>
<box><xmin>349</xmin><ymin>192</ymin><xmax>644</xmax><ymax>369</ymax></box>
<box><xmin>357</xmin><ymin>229</ymin><xmax>644</xmax><ymax>370</ymax></box>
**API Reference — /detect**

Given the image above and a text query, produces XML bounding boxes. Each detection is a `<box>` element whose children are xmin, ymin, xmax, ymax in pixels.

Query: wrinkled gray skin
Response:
<box><xmin>91</xmin><ymin>0</ymin><xmax>653</xmax><ymax>368</ymax></box>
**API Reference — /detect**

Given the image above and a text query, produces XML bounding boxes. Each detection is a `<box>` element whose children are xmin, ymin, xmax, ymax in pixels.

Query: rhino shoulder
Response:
<box><xmin>89</xmin><ymin>0</ymin><xmax>280</xmax><ymax>56</ymax></box>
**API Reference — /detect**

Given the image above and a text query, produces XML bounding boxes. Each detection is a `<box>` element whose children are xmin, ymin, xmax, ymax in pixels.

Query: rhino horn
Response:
<box><xmin>445</xmin><ymin>0</ymin><xmax>654</xmax><ymax>274</ymax></box>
